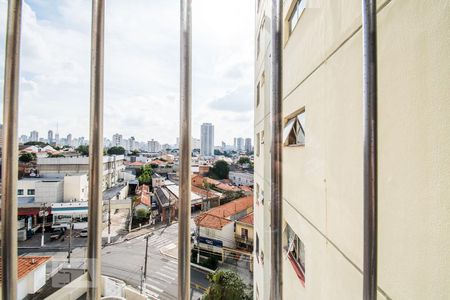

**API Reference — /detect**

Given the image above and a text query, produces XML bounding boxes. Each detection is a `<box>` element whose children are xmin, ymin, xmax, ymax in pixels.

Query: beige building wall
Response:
<box><xmin>255</xmin><ymin>0</ymin><xmax>450</xmax><ymax>299</ymax></box>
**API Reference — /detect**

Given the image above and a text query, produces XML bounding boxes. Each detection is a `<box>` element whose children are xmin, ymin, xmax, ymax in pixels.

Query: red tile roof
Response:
<box><xmin>0</xmin><ymin>256</ymin><xmax>51</xmax><ymax>281</ymax></box>
<box><xmin>195</xmin><ymin>196</ymin><xmax>253</xmax><ymax>229</ymax></box>
<box><xmin>135</xmin><ymin>184</ymin><xmax>151</xmax><ymax>207</ymax></box>
<box><xmin>129</xmin><ymin>161</ymin><xmax>145</xmax><ymax>166</ymax></box>
<box><xmin>191</xmin><ymin>186</ymin><xmax>221</xmax><ymax>198</ymax></box>
<box><xmin>238</xmin><ymin>213</ymin><xmax>254</xmax><ymax>225</ymax></box>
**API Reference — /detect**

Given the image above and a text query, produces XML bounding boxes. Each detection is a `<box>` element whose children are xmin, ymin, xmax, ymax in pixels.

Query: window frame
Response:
<box><xmin>27</xmin><ymin>189</ymin><xmax>35</xmax><ymax>196</ymax></box>
<box><xmin>256</xmin><ymin>81</ymin><xmax>260</xmax><ymax>107</ymax></box>
<box><xmin>288</xmin><ymin>0</ymin><xmax>306</xmax><ymax>35</ymax></box>
<box><xmin>284</xmin><ymin>109</ymin><xmax>305</xmax><ymax>147</ymax></box>
<box><xmin>17</xmin><ymin>189</ymin><xmax>24</xmax><ymax>196</ymax></box>
<box><xmin>286</xmin><ymin>224</ymin><xmax>306</xmax><ymax>284</ymax></box>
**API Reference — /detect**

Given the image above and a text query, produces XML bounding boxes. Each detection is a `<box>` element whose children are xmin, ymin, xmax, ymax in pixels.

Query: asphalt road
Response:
<box><xmin>101</xmin><ymin>222</ymin><xmax>209</xmax><ymax>300</ymax></box>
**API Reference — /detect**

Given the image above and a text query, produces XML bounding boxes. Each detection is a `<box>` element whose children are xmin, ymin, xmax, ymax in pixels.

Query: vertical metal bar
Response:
<box><xmin>1</xmin><ymin>1</ymin><xmax>22</xmax><ymax>299</ymax></box>
<box><xmin>179</xmin><ymin>0</ymin><xmax>192</xmax><ymax>298</ymax></box>
<box><xmin>362</xmin><ymin>0</ymin><xmax>378</xmax><ymax>299</ymax></box>
<box><xmin>87</xmin><ymin>0</ymin><xmax>105</xmax><ymax>298</ymax></box>
<box><xmin>270</xmin><ymin>0</ymin><xmax>283</xmax><ymax>299</ymax></box>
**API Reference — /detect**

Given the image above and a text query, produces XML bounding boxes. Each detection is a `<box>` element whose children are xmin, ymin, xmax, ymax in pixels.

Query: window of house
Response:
<box><xmin>256</xmin><ymin>232</ymin><xmax>260</xmax><ymax>257</ymax></box>
<box><xmin>27</xmin><ymin>189</ymin><xmax>35</xmax><ymax>196</ymax></box>
<box><xmin>241</xmin><ymin>228</ymin><xmax>249</xmax><ymax>239</ymax></box>
<box><xmin>255</xmin><ymin>183</ymin><xmax>260</xmax><ymax>204</ymax></box>
<box><xmin>288</xmin><ymin>0</ymin><xmax>306</xmax><ymax>34</ymax></box>
<box><xmin>17</xmin><ymin>189</ymin><xmax>24</xmax><ymax>196</ymax></box>
<box><xmin>284</xmin><ymin>110</ymin><xmax>305</xmax><ymax>146</ymax></box>
<box><xmin>286</xmin><ymin>224</ymin><xmax>306</xmax><ymax>281</ymax></box>
<box><xmin>256</xmin><ymin>133</ymin><xmax>260</xmax><ymax>156</ymax></box>
<box><xmin>256</xmin><ymin>31</ymin><xmax>260</xmax><ymax>57</ymax></box>
<box><xmin>256</xmin><ymin>82</ymin><xmax>260</xmax><ymax>106</ymax></box>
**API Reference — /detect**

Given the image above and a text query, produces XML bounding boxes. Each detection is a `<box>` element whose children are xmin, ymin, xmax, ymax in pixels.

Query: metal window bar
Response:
<box><xmin>270</xmin><ymin>0</ymin><xmax>283</xmax><ymax>299</ymax></box>
<box><xmin>362</xmin><ymin>0</ymin><xmax>378</xmax><ymax>300</ymax></box>
<box><xmin>87</xmin><ymin>0</ymin><xmax>105</xmax><ymax>298</ymax></box>
<box><xmin>179</xmin><ymin>0</ymin><xmax>192</xmax><ymax>299</ymax></box>
<box><xmin>1</xmin><ymin>1</ymin><xmax>22</xmax><ymax>299</ymax></box>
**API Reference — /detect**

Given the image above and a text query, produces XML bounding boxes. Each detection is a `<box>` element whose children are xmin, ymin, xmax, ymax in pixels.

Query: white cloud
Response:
<box><xmin>0</xmin><ymin>0</ymin><xmax>255</xmax><ymax>145</ymax></box>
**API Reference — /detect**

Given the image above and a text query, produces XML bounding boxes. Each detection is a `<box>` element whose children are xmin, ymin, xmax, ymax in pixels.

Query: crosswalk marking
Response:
<box><xmin>144</xmin><ymin>289</ymin><xmax>160</xmax><ymax>299</ymax></box>
<box><xmin>145</xmin><ymin>283</ymin><xmax>163</xmax><ymax>293</ymax></box>
<box><xmin>163</xmin><ymin>265</ymin><xmax>176</xmax><ymax>272</ymax></box>
<box><xmin>155</xmin><ymin>271</ymin><xmax>175</xmax><ymax>281</ymax></box>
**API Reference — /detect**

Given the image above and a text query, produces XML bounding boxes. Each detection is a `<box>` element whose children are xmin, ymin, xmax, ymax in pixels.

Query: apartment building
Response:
<box><xmin>36</xmin><ymin>155</ymin><xmax>126</xmax><ymax>190</ymax></box>
<box><xmin>254</xmin><ymin>1</ymin><xmax>450</xmax><ymax>300</ymax></box>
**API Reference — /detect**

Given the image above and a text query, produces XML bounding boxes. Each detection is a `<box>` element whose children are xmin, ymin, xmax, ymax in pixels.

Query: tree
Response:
<box><xmin>203</xmin><ymin>270</ymin><xmax>251</xmax><ymax>300</ymax></box>
<box><xmin>130</xmin><ymin>150</ymin><xmax>140</xmax><ymax>156</ymax></box>
<box><xmin>135</xmin><ymin>208</ymin><xmax>149</xmax><ymax>221</ymax></box>
<box><xmin>19</xmin><ymin>153</ymin><xmax>35</xmax><ymax>163</ymax></box>
<box><xmin>47</xmin><ymin>153</ymin><xmax>64</xmax><ymax>158</ymax></box>
<box><xmin>24</xmin><ymin>141</ymin><xmax>47</xmax><ymax>147</ymax></box>
<box><xmin>209</xmin><ymin>160</ymin><xmax>230</xmax><ymax>179</ymax></box>
<box><xmin>107</xmin><ymin>146</ymin><xmax>126</xmax><ymax>155</ymax></box>
<box><xmin>76</xmin><ymin>145</ymin><xmax>89</xmax><ymax>156</ymax></box>
<box><xmin>138</xmin><ymin>165</ymin><xmax>153</xmax><ymax>185</ymax></box>
<box><xmin>238</xmin><ymin>157</ymin><xmax>250</xmax><ymax>165</ymax></box>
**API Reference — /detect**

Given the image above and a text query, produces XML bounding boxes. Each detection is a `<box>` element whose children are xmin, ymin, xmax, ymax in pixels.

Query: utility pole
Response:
<box><xmin>67</xmin><ymin>219</ymin><xmax>73</xmax><ymax>266</ymax></box>
<box><xmin>140</xmin><ymin>266</ymin><xmax>144</xmax><ymax>294</ymax></box>
<box><xmin>196</xmin><ymin>224</ymin><xmax>200</xmax><ymax>264</ymax></box>
<box><xmin>40</xmin><ymin>202</ymin><xmax>47</xmax><ymax>247</ymax></box>
<box><xmin>107</xmin><ymin>197</ymin><xmax>111</xmax><ymax>243</ymax></box>
<box><xmin>143</xmin><ymin>233</ymin><xmax>153</xmax><ymax>279</ymax></box>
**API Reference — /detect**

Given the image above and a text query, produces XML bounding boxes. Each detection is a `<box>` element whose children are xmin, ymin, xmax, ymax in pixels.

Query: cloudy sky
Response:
<box><xmin>0</xmin><ymin>0</ymin><xmax>255</xmax><ymax>145</ymax></box>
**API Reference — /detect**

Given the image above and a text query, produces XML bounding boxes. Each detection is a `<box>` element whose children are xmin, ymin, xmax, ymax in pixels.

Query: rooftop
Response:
<box><xmin>195</xmin><ymin>195</ymin><xmax>253</xmax><ymax>229</ymax></box>
<box><xmin>0</xmin><ymin>256</ymin><xmax>51</xmax><ymax>281</ymax></box>
<box><xmin>238</xmin><ymin>213</ymin><xmax>254</xmax><ymax>225</ymax></box>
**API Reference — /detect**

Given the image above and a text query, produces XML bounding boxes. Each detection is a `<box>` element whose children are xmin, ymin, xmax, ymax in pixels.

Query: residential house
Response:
<box><xmin>194</xmin><ymin>196</ymin><xmax>253</xmax><ymax>261</ymax></box>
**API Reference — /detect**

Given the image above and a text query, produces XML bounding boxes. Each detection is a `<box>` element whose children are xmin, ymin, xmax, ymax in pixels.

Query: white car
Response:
<box><xmin>80</xmin><ymin>229</ymin><xmax>88</xmax><ymax>237</ymax></box>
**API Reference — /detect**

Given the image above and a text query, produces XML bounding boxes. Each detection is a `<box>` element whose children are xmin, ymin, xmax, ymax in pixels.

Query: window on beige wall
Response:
<box><xmin>288</xmin><ymin>0</ymin><xmax>306</xmax><ymax>34</ymax></box>
<box><xmin>286</xmin><ymin>224</ymin><xmax>306</xmax><ymax>282</ymax></box>
<box><xmin>256</xmin><ymin>82</ymin><xmax>260</xmax><ymax>106</ymax></box>
<box><xmin>284</xmin><ymin>110</ymin><xmax>305</xmax><ymax>146</ymax></box>
<box><xmin>256</xmin><ymin>133</ymin><xmax>260</xmax><ymax>156</ymax></box>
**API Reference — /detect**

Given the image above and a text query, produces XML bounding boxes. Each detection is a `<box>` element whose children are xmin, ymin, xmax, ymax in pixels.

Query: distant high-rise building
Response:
<box><xmin>200</xmin><ymin>123</ymin><xmax>214</xmax><ymax>156</ymax></box>
<box><xmin>29</xmin><ymin>130</ymin><xmax>39</xmax><ymax>142</ymax></box>
<box><xmin>192</xmin><ymin>138</ymin><xmax>201</xmax><ymax>150</ymax></box>
<box><xmin>148</xmin><ymin>139</ymin><xmax>161</xmax><ymax>153</ymax></box>
<box><xmin>129</xmin><ymin>136</ymin><xmax>136</xmax><ymax>151</ymax></box>
<box><xmin>234</xmin><ymin>137</ymin><xmax>245</xmax><ymax>152</ymax></box>
<box><xmin>67</xmin><ymin>133</ymin><xmax>72</xmax><ymax>146</ymax></box>
<box><xmin>19</xmin><ymin>135</ymin><xmax>28</xmax><ymax>144</ymax></box>
<box><xmin>245</xmin><ymin>138</ymin><xmax>252</xmax><ymax>153</ymax></box>
<box><xmin>55</xmin><ymin>133</ymin><xmax>60</xmax><ymax>145</ymax></box>
<box><xmin>48</xmin><ymin>130</ymin><xmax>53</xmax><ymax>144</ymax></box>
<box><xmin>112</xmin><ymin>133</ymin><xmax>122</xmax><ymax>147</ymax></box>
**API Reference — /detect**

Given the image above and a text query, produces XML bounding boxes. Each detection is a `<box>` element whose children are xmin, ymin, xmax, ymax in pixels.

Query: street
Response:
<box><xmin>102</xmin><ymin>222</ymin><xmax>208</xmax><ymax>300</ymax></box>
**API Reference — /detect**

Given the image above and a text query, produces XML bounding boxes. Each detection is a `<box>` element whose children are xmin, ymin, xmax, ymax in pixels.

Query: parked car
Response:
<box><xmin>50</xmin><ymin>228</ymin><xmax>65</xmax><ymax>240</ymax></box>
<box><xmin>80</xmin><ymin>229</ymin><xmax>88</xmax><ymax>237</ymax></box>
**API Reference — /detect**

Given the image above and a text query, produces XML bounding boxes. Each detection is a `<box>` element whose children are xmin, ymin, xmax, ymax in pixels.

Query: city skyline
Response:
<box><xmin>0</xmin><ymin>0</ymin><xmax>255</xmax><ymax>145</ymax></box>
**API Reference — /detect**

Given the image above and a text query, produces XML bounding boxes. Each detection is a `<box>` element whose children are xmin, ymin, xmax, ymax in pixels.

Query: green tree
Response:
<box><xmin>19</xmin><ymin>153</ymin><xmax>35</xmax><ymax>163</ymax></box>
<box><xmin>47</xmin><ymin>153</ymin><xmax>64</xmax><ymax>158</ymax></box>
<box><xmin>24</xmin><ymin>141</ymin><xmax>48</xmax><ymax>147</ymax></box>
<box><xmin>76</xmin><ymin>145</ymin><xmax>89</xmax><ymax>156</ymax></box>
<box><xmin>138</xmin><ymin>165</ymin><xmax>153</xmax><ymax>185</ymax></box>
<box><xmin>203</xmin><ymin>270</ymin><xmax>251</xmax><ymax>300</ymax></box>
<box><xmin>238</xmin><ymin>157</ymin><xmax>250</xmax><ymax>165</ymax></box>
<box><xmin>130</xmin><ymin>150</ymin><xmax>140</xmax><ymax>156</ymax></box>
<box><xmin>135</xmin><ymin>208</ymin><xmax>149</xmax><ymax>221</ymax></box>
<box><xmin>107</xmin><ymin>146</ymin><xmax>126</xmax><ymax>155</ymax></box>
<box><xmin>209</xmin><ymin>160</ymin><xmax>230</xmax><ymax>179</ymax></box>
